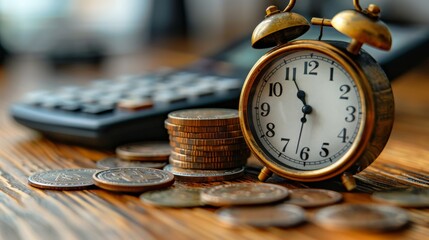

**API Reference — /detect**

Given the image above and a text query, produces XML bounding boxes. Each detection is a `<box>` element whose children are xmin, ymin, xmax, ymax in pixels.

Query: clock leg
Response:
<box><xmin>258</xmin><ymin>167</ymin><xmax>273</xmax><ymax>182</ymax></box>
<box><xmin>341</xmin><ymin>172</ymin><xmax>357</xmax><ymax>191</ymax></box>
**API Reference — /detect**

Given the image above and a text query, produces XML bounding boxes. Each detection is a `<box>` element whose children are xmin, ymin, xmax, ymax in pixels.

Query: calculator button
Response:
<box><xmin>81</xmin><ymin>104</ymin><xmax>114</xmax><ymax>114</ymax></box>
<box><xmin>117</xmin><ymin>99</ymin><xmax>154</xmax><ymax>111</ymax></box>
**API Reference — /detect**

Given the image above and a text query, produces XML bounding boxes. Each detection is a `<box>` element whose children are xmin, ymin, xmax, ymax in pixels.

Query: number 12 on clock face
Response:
<box><xmin>250</xmin><ymin>50</ymin><xmax>363</xmax><ymax>171</ymax></box>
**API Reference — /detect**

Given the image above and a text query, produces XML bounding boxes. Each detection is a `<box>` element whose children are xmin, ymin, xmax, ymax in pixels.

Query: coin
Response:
<box><xmin>140</xmin><ymin>187</ymin><xmax>204</xmax><ymax>208</ymax></box>
<box><xmin>167</xmin><ymin>130</ymin><xmax>243</xmax><ymax>139</ymax></box>
<box><xmin>283</xmin><ymin>189</ymin><xmax>343</xmax><ymax>208</ymax></box>
<box><xmin>201</xmin><ymin>183</ymin><xmax>289</xmax><ymax>206</ymax></box>
<box><xmin>96</xmin><ymin>157</ymin><xmax>167</xmax><ymax>169</ymax></box>
<box><xmin>216</xmin><ymin>204</ymin><xmax>306</xmax><ymax>227</ymax></box>
<box><xmin>313</xmin><ymin>204</ymin><xmax>409</xmax><ymax>231</ymax></box>
<box><xmin>170</xmin><ymin>136</ymin><xmax>245</xmax><ymax>146</ymax></box>
<box><xmin>170</xmin><ymin>151</ymin><xmax>249</xmax><ymax>163</ymax></box>
<box><xmin>371</xmin><ymin>187</ymin><xmax>429</xmax><ymax>207</ymax></box>
<box><xmin>28</xmin><ymin>169</ymin><xmax>97</xmax><ymax>190</ymax></box>
<box><xmin>172</xmin><ymin>147</ymin><xmax>250</xmax><ymax>157</ymax></box>
<box><xmin>169</xmin><ymin>141</ymin><xmax>248</xmax><ymax>151</ymax></box>
<box><xmin>93</xmin><ymin>167</ymin><xmax>174</xmax><ymax>192</ymax></box>
<box><xmin>169</xmin><ymin>157</ymin><xmax>246</xmax><ymax>170</ymax></box>
<box><xmin>167</xmin><ymin>108</ymin><xmax>239</xmax><ymax>126</ymax></box>
<box><xmin>165</xmin><ymin>120</ymin><xmax>241</xmax><ymax>133</ymax></box>
<box><xmin>116</xmin><ymin>142</ymin><xmax>171</xmax><ymax>161</ymax></box>
<box><xmin>163</xmin><ymin>165</ymin><xmax>244</xmax><ymax>182</ymax></box>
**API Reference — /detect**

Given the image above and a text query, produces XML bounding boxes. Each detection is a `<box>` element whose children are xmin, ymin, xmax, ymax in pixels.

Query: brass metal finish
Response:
<box><xmin>251</xmin><ymin>1</ymin><xmax>309</xmax><ymax>49</ymax></box>
<box><xmin>239</xmin><ymin>40</ymin><xmax>394</xmax><ymax>182</ymax></box>
<box><xmin>341</xmin><ymin>172</ymin><xmax>357</xmax><ymax>191</ymax></box>
<box><xmin>258</xmin><ymin>166</ymin><xmax>273</xmax><ymax>182</ymax></box>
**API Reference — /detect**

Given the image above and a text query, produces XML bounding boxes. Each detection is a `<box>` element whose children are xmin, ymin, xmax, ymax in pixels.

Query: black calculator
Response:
<box><xmin>10</xmin><ymin>24</ymin><xmax>429</xmax><ymax>148</ymax></box>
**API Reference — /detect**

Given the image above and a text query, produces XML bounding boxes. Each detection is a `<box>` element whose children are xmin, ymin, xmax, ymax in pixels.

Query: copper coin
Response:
<box><xmin>172</xmin><ymin>147</ymin><xmax>250</xmax><ymax>157</ymax></box>
<box><xmin>167</xmin><ymin>108</ymin><xmax>239</xmax><ymax>126</ymax></box>
<box><xmin>170</xmin><ymin>136</ymin><xmax>245</xmax><ymax>146</ymax></box>
<box><xmin>140</xmin><ymin>187</ymin><xmax>204</xmax><ymax>208</ymax></box>
<box><xmin>283</xmin><ymin>189</ymin><xmax>343</xmax><ymax>208</ymax></box>
<box><xmin>371</xmin><ymin>187</ymin><xmax>429</xmax><ymax>207</ymax></box>
<box><xmin>170</xmin><ymin>151</ymin><xmax>249</xmax><ymax>163</ymax></box>
<box><xmin>169</xmin><ymin>157</ymin><xmax>246</xmax><ymax>170</ymax></box>
<box><xmin>93</xmin><ymin>167</ymin><xmax>174</xmax><ymax>192</ymax></box>
<box><xmin>201</xmin><ymin>183</ymin><xmax>289</xmax><ymax>206</ymax></box>
<box><xmin>169</xmin><ymin>141</ymin><xmax>248</xmax><ymax>151</ymax></box>
<box><xmin>116</xmin><ymin>142</ymin><xmax>171</xmax><ymax>161</ymax></box>
<box><xmin>313</xmin><ymin>204</ymin><xmax>409</xmax><ymax>231</ymax></box>
<box><xmin>163</xmin><ymin>165</ymin><xmax>244</xmax><ymax>182</ymax></box>
<box><xmin>165</xmin><ymin>120</ymin><xmax>241</xmax><ymax>133</ymax></box>
<box><xmin>96</xmin><ymin>157</ymin><xmax>167</xmax><ymax>169</ymax></box>
<box><xmin>28</xmin><ymin>169</ymin><xmax>97</xmax><ymax>190</ymax></box>
<box><xmin>216</xmin><ymin>204</ymin><xmax>306</xmax><ymax>227</ymax></box>
<box><xmin>167</xmin><ymin>130</ymin><xmax>243</xmax><ymax>139</ymax></box>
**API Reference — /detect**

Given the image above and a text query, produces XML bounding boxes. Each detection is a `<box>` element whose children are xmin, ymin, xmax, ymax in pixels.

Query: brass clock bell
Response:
<box><xmin>239</xmin><ymin>0</ymin><xmax>394</xmax><ymax>190</ymax></box>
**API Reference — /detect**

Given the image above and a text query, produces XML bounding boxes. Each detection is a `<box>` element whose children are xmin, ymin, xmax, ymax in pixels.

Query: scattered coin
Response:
<box><xmin>216</xmin><ymin>204</ymin><xmax>306</xmax><ymax>227</ymax></box>
<box><xmin>163</xmin><ymin>165</ymin><xmax>244</xmax><ymax>182</ymax></box>
<box><xmin>170</xmin><ymin>136</ymin><xmax>245</xmax><ymax>146</ymax></box>
<box><xmin>169</xmin><ymin>157</ymin><xmax>246</xmax><ymax>170</ymax></box>
<box><xmin>167</xmin><ymin>108</ymin><xmax>239</xmax><ymax>126</ymax></box>
<box><xmin>93</xmin><ymin>167</ymin><xmax>174</xmax><ymax>192</ymax></box>
<box><xmin>167</xmin><ymin>130</ymin><xmax>243</xmax><ymax>139</ymax></box>
<box><xmin>140</xmin><ymin>187</ymin><xmax>204</xmax><ymax>208</ymax></box>
<box><xmin>313</xmin><ymin>204</ymin><xmax>409</xmax><ymax>231</ymax></box>
<box><xmin>96</xmin><ymin>157</ymin><xmax>167</xmax><ymax>169</ymax></box>
<box><xmin>165</xmin><ymin>120</ymin><xmax>241</xmax><ymax>133</ymax></box>
<box><xmin>201</xmin><ymin>183</ymin><xmax>289</xmax><ymax>206</ymax></box>
<box><xmin>283</xmin><ymin>189</ymin><xmax>343</xmax><ymax>208</ymax></box>
<box><xmin>371</xmin><ymin>187</ymin><xmax>429</xmax><ymax>208</ymax></box>
<box><xmin>116</xmin><ymin>142</ymin><xmax>171</xmax><ymax>161</ymax></box>
<box><xmin>28</xmin><ymin>169</ymin><xmax>97</xmax><ymax>190</ymax></box>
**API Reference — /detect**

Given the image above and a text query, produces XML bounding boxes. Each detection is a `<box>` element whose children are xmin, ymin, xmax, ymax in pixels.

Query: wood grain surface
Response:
<box><xmin>0</xmin><ymin>49</ymin><xmax>428</xmax><ymax>240</ymax></box>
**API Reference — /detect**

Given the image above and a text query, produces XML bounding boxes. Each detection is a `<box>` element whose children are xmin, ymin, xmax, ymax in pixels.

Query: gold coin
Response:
<box><xmin>169</xmin><ymin>141</ymin><xmax>248</xmax><ymax>151</ymax></box>
<box><xmin>170</xmin><ymin>136</ymin><xmax>245</xmax><ymax>146</ymax></box>
<box><xmin>313</xmin><ymin>204</ymin><xmax>409</xmax><ymax>231</ymax></box>
<box><xmin>165</xmin><ymin>120</ymin><xmax>241</xmax><ymax>133</ymax></box>
<box><xmin>172</xmin><ymin>147</ymin><xmax>250</xmax><ymax>157</ymax></box>
<box><xmin>167</xmin><ymin>108</ymin><xmax>239</xmax><ymax>126</ymax></box>
<box><xmin>140</xmin><ymin>187</ymin><xmax>204</xmax><ymax>208</ymax></box>
<box><xmin>201</xmin><ymin>183</ymin><xmax>289</xmax><ymax>206</ymax></box>
<box><xmin>371</xmin><ymin>187</ymin><xmax>429</xmax><ymax>208</ymax></box>
<box><xmin>169</xmin><ymin>157</ymin><xmax>246</xmax><ymax>170</ymax></box>
<box><xmin>283</xmin><ymin>189</ymin><xmax>343</xmax><ymax>208</ymax></box>
<box><xmin>216</xmin><ymin>204</ymin><xmax>306</xmax><ymax>227</ymax></box>
<box><xmin>28</xmin><ymin>169</ymin><xmax>97</xmax><ymax>190</ymax></box>
<box><xmin>93</xmin><ymin>167</ymin><xmax>174</xmax><ymax>192</ymax></box>
<box><xmin>116</xmin><ymin>141</ymin><xmax>171</xmax><ymax>161</ymax></box>
<box><xmin>170</xmin><ymin>151</ymin><xmax>249</xmax><ymax>163</ymax></box>
<box><xmin>163</xmin><ymin>165</ymin><xmax>244</xmax><ymax>182</ymax></box>
<box><xmin>167</xmin><ymin>129</ymin><xmax>243</xmax><ymax>139</ymax></box>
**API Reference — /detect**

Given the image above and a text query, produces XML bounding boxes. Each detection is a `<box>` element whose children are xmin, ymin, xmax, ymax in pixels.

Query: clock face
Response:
<box><xmin>248</xmin><ymin>50</ymin><xmax>363</xmax><ymax>171</ymax></box>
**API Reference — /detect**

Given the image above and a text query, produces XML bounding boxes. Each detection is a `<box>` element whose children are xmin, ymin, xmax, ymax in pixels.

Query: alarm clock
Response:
<box><xmin>239</xmin><ymin>0</ymin><xmax>394</xmax><ymax>190</ymax></box>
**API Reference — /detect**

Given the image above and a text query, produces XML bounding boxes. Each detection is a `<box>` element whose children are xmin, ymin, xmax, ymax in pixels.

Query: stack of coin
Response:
<box><xmin>164</xmin><ymin>108</ymin><xmax>250</xmax><ymax>181</ymax></box>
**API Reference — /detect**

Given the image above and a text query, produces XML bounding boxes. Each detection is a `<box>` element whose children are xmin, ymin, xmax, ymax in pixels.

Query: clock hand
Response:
<box><xmin>293</xmin><ymin>79</ymin><xmax>309</xmax><ymax>107</ymax></box>
<box><xmin>296</xmin><ymin>112</ymin><xmax>307</xmax><ymax>154</ymax></box>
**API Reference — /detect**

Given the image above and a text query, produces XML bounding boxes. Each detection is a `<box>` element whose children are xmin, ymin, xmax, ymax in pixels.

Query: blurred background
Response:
<box><xmin>0</xmin><ymin>0</ymin><xmax>428</xmax><ymax>81</ymax></box>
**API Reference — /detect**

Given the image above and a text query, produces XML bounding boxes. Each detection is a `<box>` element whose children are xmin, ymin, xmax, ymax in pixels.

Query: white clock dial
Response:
<box><xmin>249</xmin><ymin>50</ymin><xmax>363</xmax><ymax>170</ymax></box>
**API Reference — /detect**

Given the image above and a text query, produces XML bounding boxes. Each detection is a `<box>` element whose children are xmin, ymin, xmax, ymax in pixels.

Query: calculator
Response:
<box><xmin>10</xmin><ymin>24</ymin><xmax>429</xmax><ymax>148</ymax></box>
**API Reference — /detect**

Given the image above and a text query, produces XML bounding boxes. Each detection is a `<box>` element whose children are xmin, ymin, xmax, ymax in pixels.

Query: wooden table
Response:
<box><xmin>0</xmin><ymin>44</ymin><xmax>428</xmax><ymax>240</ymax></box>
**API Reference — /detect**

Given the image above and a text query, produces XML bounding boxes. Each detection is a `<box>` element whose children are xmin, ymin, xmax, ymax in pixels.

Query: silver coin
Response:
<box><xmin>313</xmin><ymin>204</ymin><xmax>409</xmax><ymax>231</ymax></box>
<box><xmin>96</xmin><ymin>157</ymin><xmax>167</xmax><ymax>169</ymax></box>
<box><xmin>283</xmin><ymin>189</ymin><xmax>343</xmax><ymax>208</ymax></box>
<box><xmin>371</xmin><ymin>187</ymin><xmax>429</xmax><ymax>207</ymax></box>
<box><xmin>93</xmin><ymin>167</ymin><xmax>175</xmax><ymax>192</ymax></box>
<box><xmin>216</xmin><ymin>204</ymin><xmax>306</xmax><ymax>227</ymax></box>
<box><xmin>163</xmin><ymin>164</ymin><xmax>244</xmax><ymax>182</ymax></box>
<box><xmin>167</xmin><ymin>108</ymin><xmax>239</xmax><ymax>126</ymax></box>
<box><xmin>201</xmin><ymin>183</ymin><xmax>289</xmax><ymax>206</ymax></box>
<box><xmin>140</xmin><ymin>187</ymin><xmax>204</xmax><ymax>208</ymax></box>
<box><xmin>28</xmin><ymin>169</ymin><xmax>97</xmax><ymax>190</ymax></box>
